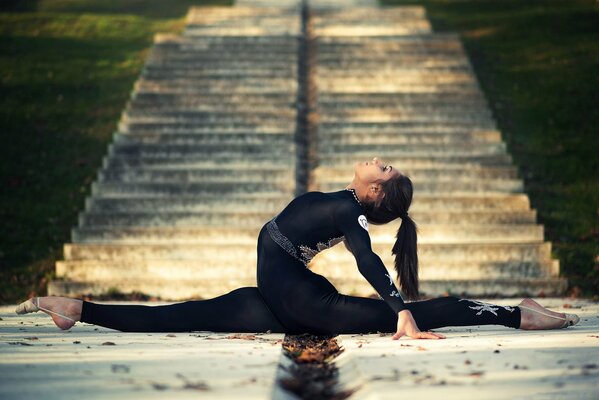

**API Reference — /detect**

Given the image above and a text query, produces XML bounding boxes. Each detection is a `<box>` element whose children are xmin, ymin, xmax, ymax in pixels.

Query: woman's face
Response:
<box><xmin>354</xmin><ymin>157</ymin><xmax>400</xmax><ymax>184</ymax></box>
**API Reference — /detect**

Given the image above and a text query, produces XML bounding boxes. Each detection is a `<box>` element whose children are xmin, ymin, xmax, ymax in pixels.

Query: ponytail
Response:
<box><xmin>364</xmin><ymin>174</ymin><xmax>419</xmax><ymax>300</ymax></box>
<box><xmin>392</xmin><ymin>214</ymin><xmax>419</xmax><ymax>300</ymax></box>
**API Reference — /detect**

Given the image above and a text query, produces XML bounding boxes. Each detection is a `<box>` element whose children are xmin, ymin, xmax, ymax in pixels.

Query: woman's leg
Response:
<box><xmin>405</xmin><ymin>296</ymin><xmax>521</xmax><ymax>331</ymax></box>
<box><xmin>79</xmin><ymin>287</ymin><xmax>287</xmax><ymax>333</ymax></box>
<box><xmin>323</xmin><ymin>294</ymin><xmax>521</xmax><ymax>334</ymax></box>
<box><xmin>22</xmin><ymin>287</ymin><xmax>287</xmax><ymax>333</ymax></box>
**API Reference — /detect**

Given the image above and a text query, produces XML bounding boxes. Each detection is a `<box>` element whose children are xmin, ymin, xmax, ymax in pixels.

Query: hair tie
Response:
<box><xmin>400</xmin><ymin>211</ymin><xmax>409</xmax><ymax>219</ymax></box>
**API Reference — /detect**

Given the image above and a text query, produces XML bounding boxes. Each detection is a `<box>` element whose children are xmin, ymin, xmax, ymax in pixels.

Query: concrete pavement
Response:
<box><xmin>1</xmin><ymin>297</ymin><xmax>598</xmax><ymax>399</ymax></box>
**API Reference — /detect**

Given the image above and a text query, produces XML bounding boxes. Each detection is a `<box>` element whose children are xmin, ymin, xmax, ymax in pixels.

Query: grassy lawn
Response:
<box><xmin>381</xmin><ymin>0</ymin><xmax>599</xmax><ymax>297</ymax></box>
<box><xmin>0</xmin><ymin>0</ymin><xmax>232</xmax><ymax>304</ymax></box>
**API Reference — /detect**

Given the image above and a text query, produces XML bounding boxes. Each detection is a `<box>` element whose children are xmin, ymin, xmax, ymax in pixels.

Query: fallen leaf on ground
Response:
<box><xmin>102</xmin><ymin>341</ymin><xmax>116</xmax><ymax>346</ymax></box>
<box><xmin>225</xmin><ymin>333</ymin><xmax>257</xmax><ymax>340</ymax></box>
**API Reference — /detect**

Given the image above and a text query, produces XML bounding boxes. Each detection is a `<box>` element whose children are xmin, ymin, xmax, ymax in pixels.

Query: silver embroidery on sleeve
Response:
<box><xmin>458</xmin><ymin>299</ymin><xmax>515</xmax><ymax>316</ymax></box>
<box><xmin>390</xmin><ymin>290</ymin><xmax>402</xmax><ymax>298</ymax></box>
<box><xmin>385</xmin><ymin>273</ymin><xmax>393</xmax><ymax>286</ymax></box>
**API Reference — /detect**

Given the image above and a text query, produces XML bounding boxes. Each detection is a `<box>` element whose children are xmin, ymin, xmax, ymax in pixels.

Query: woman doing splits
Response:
<box><xmin>16</xmin><ymin>157</ymin><xmax>580</xmax><ymax>339</ymax></box>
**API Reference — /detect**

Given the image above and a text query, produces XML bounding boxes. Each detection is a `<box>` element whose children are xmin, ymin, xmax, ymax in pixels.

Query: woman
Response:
<box><xmin>16</xmin><ymin>157</ymin><xmax>580</xmax><ymax>339</ymax></box>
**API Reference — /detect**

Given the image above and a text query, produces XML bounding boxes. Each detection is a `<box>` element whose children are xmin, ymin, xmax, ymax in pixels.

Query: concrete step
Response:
<box><xmin>78</xmin><ymin>211</ymin><xmax>277</xmax><ymax>228</ymax></box>
<box><xmin>315</xmin><ymin>32</ymin><xmax>459</xmax><ymax>44</ymax></box>
<box><xmin>72</xmin><ymin>227</ymin><xmax>262</xmax><ymax>244</ymax></box>
<box><xmin>317</xmin><ymin>123</ymin><xmax>492</xmax><ymax>134</ymax></box>
<box><xmin>107</xmin><ymin>143</ymin><xmax>294</xmax><ymax>157</ymax></box>
<box><xmin>317</xmin><ymin>84</ymin><xmax>482</xmax><ymax>95</ymax></box>
<box><xmin>98</xmin><ymin>167</ymin><xmax>294</xmax><ymax>184</ymax></box>
<box><xmin>313</xmin><ymin>23</ymin><xmax>432</xmax><ymax>37</ymax></box>
<box><xmin>416</xmin><ymin>278</ymin><xmax>568</xmax><ymax>297</ymax></box>
<box><xmin>131</xmin><ymin>92</ymin><xmax>296</xmax><ymax>106</ymax></box>
<box><xmin>316</xmin><ymin>144</ymin><xmax>506</xmax><ymax>157</ymax></box>
<box><xmin>142</xmin><ymin>68</ymin><xmax>297</xmax><ymax>80</ymax></box>
<box><xmin>134</xmin><ymin>80</ymin><xmax>297</xmax><ymax>94</ymax></box>
<box><xmin>145</xmin><ymin>60</ymin><xmax>296</xmax><ymax>70</ymax></box>
<box><xmin>313</xmin><ymin>256</ymin><xmax>557</xmax><ymax>280</ymax></box>
<box><xmin>55</xmin><ymin>260</ymin><xmax>257</xmax><ymax>289</ymax></box>
<box><xmin>316</xmin><ymin>180</ymin><xmax>524</xmax><ymax>194</ymax></box>
<box><xmin>114</xmin><ymin>132</ymin><xmax>294</xmax><ymax>145</ymax></box>
<box><xmin>63</xmin><ymin>242</ymin><xmax>553</xmax><ymax>264</ymax></box>
<box><xmin>48</xmin><ymin>275</ymin><xmax>568</xmax><ymax>299</ymax></box>
<box><xmin>83</xmin><ymin>194</ymin><xmax>530</xmax><ymax>213</ymax></box>
<box><xmin>119</xmin><ymin>123</ymin><xmax>294</xmax><ymax>134</ymax></box>
<box><xmin>331</xmin><ymin>277</ymin><xmax>568</xmax><ymax>298</ymax></box>
<box><xmin>99</xmin><ymin>165</ymin><xmax>515</xmax><ymax>183</ymax></box>
<box><xmin>122</xmin><ymin>110</ymin><xmax>296</xmax><ymax>121</ymax></box>
<box><xmin>85</xmin><ymin>196</ymin><xmax>292</xmax><ymax>213</ymax></box>
<box><xmin>184</xmin><ymin>27</ymin><xmax>301</xmax><ymax>37</ymax></box>
<box><xmin>48</xmin><ymin>277</ymin><xmax>257</xmax><ymax>300</ymax></box>
<box><xmin>316</xmin><ymin>103</ymin><xmax>491</xmax><ymax>113</ymax></box>
<box><xmin>314</xmin><ymin>165</ymin><xmax>517</xmax><ymax>180</ymax></box>
<box><xmin>316</xmin><ymin>112</ymin><xmax>494</xmax><ymax>124</ymax></box>
<box><xmin>103</xmin><ymin>155</ymin><xmax>295</xmax><ymax>169</ymax></box>
<box><xmin>142</xmin><ymin>69</ymin><xmax>297</xmax><ymax>79</ymax></box>
<box><xmin>90</xmin><ymin>182</ymin><xmax>294</xmax><ymax>197</ymax></box>
<box><xmin>126</xmin><ymin>103</ymin><xmax>297</xmax><ymax>114</ymax></box>
<box><xmin>315</xmin><ymin>58</ymin><xmax>471</xmax><ymax>69</ymax></box>
<box><xmin>154</xmin><ymin>33</ymin><xmax>300</xmax><ymax>47</ymax></box>
<box><xmin>316</xmin><ymin>92</ymin><xmax>486</xmax><ymax>103</ymax></box>
<box><xmin>71</xmin><ymin>224</ymin><xmax>544</xmax><ymax>244</ymax></box>
<box><xmin>316</xmin><ymin>154</ymin><xmax>513</xmax><ymax>167</ymax></box>
<box><xmin>315</xmin><ymin>71</ymin><xmax>476</xmax><ymax>80</ymax></box>
<box><xmin>368</xmin><ymin>223</ymin><xmax>544</xmax><ymax>244</ymax></box>
<box><xmin>77</xmin><ymin>209</ymin><xmax>536</xmax><ymax>228</ymax></box>
<box><xmin>317</xmin><ymin>132</ymin><xmax>503</xmax><ymax>145</ymax></box>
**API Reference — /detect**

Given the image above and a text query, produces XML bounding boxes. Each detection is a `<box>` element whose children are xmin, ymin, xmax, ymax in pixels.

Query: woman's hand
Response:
<box><xmin>392</xmin><ymin>309</ymin><xmax>446</xmax><ymax>340</ymax></box>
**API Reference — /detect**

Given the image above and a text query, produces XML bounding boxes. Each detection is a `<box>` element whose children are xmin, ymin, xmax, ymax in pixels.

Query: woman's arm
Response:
<box><xmin>335</xmin><ymin>202</ymin><xmax>407</xmax><ymax>314</ymax></box>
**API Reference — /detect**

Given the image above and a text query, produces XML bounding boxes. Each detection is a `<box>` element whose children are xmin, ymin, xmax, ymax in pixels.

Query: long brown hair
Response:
<box><xmin>363</xmin><ymin>175</ymin><xmax>419</xmax><ymax>300</ymax></box>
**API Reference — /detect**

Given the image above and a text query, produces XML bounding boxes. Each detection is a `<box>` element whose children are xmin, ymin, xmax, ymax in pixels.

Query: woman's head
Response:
<box><xmin>354</xmin><ymin>157</ymin><xmax>419</xmax><ymax>301</ymax></box>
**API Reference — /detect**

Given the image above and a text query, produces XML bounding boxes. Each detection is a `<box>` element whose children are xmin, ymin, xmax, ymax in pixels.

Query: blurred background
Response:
<box><xmin>1</xmin><ymin>0</ymin><xmax>597</xmax><ymax>304</ymax></box>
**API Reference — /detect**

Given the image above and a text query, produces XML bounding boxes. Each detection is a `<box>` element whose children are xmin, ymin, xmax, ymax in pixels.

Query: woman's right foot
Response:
<box><xmin>518</xmin><ymin>298</ymin><xmax>579</xmax><ymax>330</ymax></box>
<box><xmin>15</xmin><ymin>296</ymin><xmax>82</xmax><ymax>330</ymax></box>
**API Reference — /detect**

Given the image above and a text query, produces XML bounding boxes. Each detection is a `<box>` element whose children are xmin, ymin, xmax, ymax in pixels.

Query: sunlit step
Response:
<box><xmin>107</xmin><ymin>143</ymin><xmax>294</xmax><ymax>157</ymax></box>
<box><xmin>63</xmin><ymin>242</ymin><xmax>553</xmax><ymax>264</ymax></box>
<box><xmin>114</xmin><ymin>131</ymin><xmax>293</xmax><ymax>144</ymax></box>
<box><xmin>314</xmin><ymin>166</ymin><xmax>517</xmax><ymax>180</ymax></box>
<box><xmin>98</xmin><ymin>167</ymin><xmax>294</xmax><ymax>184</ymax></box>
<box><xmin>90</xmin><ymin>182</ymin><xmax>294</xmax><ymax>198</ymax></box>
<box><xmin>103</xmin><ymin>155</ymin><xmax>295</xmax><ymax>169</ymax></box>
<box><xmin>71</xmin><ymin>224</ymin><xmax>545</xmax><ymax>244</ymax></box>
<box><xmin>85</xmin><ymin>196</ymin><xmax>292</xmax><ymax>213</ymax></box>
<box><xmin>84</xmin><ymin>194</ymin><xmax>530</xmax><ymax>213</ymax></box>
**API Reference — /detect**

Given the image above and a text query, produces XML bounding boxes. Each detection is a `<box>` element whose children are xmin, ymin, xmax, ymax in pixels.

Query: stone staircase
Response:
<box><xmin>49</xmin><ymin>1</ymin><xmax>566</xmax><ymax>300</ymax></box>
<box><xmin>307</xmin><ymin>5</ymin><xmax>567</xmax><ymax>296</ymax></box>
<box><xmin>48</xmin><ymin>6</ymin><xmax>300</xmax><ymax>299</ymax></box>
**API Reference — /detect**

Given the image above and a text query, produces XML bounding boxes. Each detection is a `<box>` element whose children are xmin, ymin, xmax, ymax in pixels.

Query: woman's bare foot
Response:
<box><xmin>517</xmin><ymin>298</ymin><xmax>575</xmax><ymax>330</ymax></box>
<box><xmin>16</xmin><ymin>296</ymin><xmax>82</xmax><ymax>330</ymax></box>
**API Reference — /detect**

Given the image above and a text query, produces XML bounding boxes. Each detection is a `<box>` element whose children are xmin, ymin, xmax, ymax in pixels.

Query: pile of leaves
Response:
<box><xmin>278</xmin><ymin>333</ymin><xmax>358</xmax><ymax>400</ymax></box>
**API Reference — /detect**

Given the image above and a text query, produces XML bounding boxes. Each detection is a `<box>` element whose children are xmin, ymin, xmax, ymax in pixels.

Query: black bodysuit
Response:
<box><xmin>81</xmin><ymin>189</ymin><xmax>521</xmax><ymax>333</ymax></box>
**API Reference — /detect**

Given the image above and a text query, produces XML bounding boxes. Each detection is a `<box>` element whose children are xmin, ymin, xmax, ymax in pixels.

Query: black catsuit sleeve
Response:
<box><xmin>334</xmin><ymin>201</ymin><xmax>407</xmax><ymax>314</ymax></box>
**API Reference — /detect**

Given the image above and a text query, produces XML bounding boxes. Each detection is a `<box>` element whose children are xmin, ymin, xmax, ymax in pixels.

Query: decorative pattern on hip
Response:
<box><xmin>266</xmin><ymin>218</ymin><xmax>301</xmax><ymax>262</ymax></box>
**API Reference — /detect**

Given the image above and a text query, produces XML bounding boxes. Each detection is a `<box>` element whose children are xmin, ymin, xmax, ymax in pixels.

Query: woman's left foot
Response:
<box><xmin>15</xmin><ymin>296</ymin><xmax>82</xmax><ymax>330</ymax></box>
<box><xmin>518</xmin><ymin>298</ymin><xmax>580</xmax><ymax>330</ymax></box>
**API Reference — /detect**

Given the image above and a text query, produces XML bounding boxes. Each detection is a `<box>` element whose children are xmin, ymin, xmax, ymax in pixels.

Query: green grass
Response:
<box><xmin>381</xmin><ymin>0</ymin><xmax>599</xmax><ymax>297</ymax></box>
<box><xmin>0</xmin><ymin>0</ymin><xmax>232</xmax><ymax>303</ymax></box>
